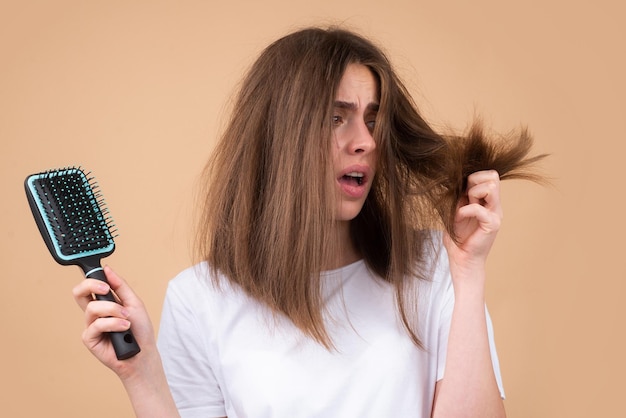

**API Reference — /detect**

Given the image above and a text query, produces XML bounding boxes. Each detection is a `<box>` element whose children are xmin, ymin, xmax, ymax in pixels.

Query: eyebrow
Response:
<box><xmin>333</xmin><ymin>100</ymin><xmax>379</xmax><ymax>112</ymax></box>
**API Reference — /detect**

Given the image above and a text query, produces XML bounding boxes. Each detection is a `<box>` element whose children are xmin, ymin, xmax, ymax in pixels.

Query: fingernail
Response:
<box><xmin>97</xmin><ymin>283</ymin><xmax>109</xmax><ymax>292</ymax></box>
<box><xmin>121</xmin><ymin>308</ymin><xmax>130</xmax><ymax>318</ymax></box>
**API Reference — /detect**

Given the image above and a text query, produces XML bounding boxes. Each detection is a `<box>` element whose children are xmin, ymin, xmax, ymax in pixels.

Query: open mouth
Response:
<box><xmin>340</xmin><ymin>171</ymin><xmax>365</xmax><ymax>186</ymax></box>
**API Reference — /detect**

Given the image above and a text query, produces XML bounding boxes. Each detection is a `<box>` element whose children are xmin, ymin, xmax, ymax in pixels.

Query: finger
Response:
<box><xmin>82</xmin><ymin>317</ymin><xmax>131</xmax><ymax>346</ymax></box>
<box><xmin>103</xmin><ymin>266</ymin><xmax>142</xmax><ymax>308</ymax></box>
<box><xmin>467</xmin><ymin>180</ymin><xmax>501</xmax><ymax>213</ymax></box>
<box><xmin>72</xmin><ymin>279</ymin><xmax>111</xmax><ymax>311</ymax></box>
<box><xmin>456</xmin><ymin>203</ymin><xmax>501</xmax><ymax>233</ymax></box>
<box><xmin>466</xmin><ymin>172</ymin><xmax>500</xmax><ymax>209</ymax></box>
<box><xmin>466</xmin><ymin>169</ymin><xmax>500</xmax><ymax>190</ymax></box>
<box><xmin>84</xmin><ymin>300</ymin><xmax>130</xmax><ymax>327</ymax></box>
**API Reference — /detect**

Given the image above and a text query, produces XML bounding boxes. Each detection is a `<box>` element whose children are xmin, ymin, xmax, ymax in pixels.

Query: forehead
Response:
<box><xmin>335</xmin><ymin>63</ymin><xmax>379</xmax><ymax>103</ymax></box>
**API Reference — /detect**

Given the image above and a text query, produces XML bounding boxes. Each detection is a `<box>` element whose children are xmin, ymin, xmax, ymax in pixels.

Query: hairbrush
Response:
<box><xmin>24</xmin><ymin>166</ymin><xmax>140</xmax><ymax>360</ymax></box>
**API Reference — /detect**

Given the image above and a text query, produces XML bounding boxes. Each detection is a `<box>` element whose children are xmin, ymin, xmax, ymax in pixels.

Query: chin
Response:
<box><xmin>336</xmin><ymin>202</ymin><xmax>366</xmax><ymax>222</ymax></box>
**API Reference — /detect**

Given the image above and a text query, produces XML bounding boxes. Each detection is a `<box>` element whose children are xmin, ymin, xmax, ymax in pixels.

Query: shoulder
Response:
<box><xmin>168</xmin><ymin>262</ymin><xmax>209</xmax><ymax>287</ymax></box>
<box><xmin>163</xmin><ymin>262</ymin><xmax>229</xmax><ymax>307</ymax></box>
<box><xmin>164</xmin><ymin>262</ymin><xmax>253</xmax><ymax>319</ymax></box>
<box><xmin>418</xmin><ymin>230</ymin><xmax>451</xmax><ymax>286</ymax></box>
<box><xmin>412</xmin><ymin>231</ymin><xmax>454</xmax><ymax>318</ymax></box>
<box><xmin>166</xmin><ymin>262</ymin><xmax>209</xmax><ymax>295</ymax></box>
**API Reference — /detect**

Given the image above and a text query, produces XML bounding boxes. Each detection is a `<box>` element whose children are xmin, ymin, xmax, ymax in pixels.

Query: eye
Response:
<box><xmin>364</xmin><ymin>107</ymin><xmax>378</xmax><ymax>133</ymax></box>
<box><xmin>332</xmin><ymin>115</ymin><xmax>344</xmax><ymax>126</ymax></box>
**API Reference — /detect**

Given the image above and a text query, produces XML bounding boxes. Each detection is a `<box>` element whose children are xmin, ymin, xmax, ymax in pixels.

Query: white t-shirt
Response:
<box><xmin>157</xmin><ymin>244</ymin><xmax>504</xmax><ymax>418</ymax></box>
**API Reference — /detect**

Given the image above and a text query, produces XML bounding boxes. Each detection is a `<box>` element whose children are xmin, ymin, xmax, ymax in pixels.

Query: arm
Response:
<box><xmin>431</xmin><ymin>170</ymin><xmax>506</xmax><ymax>418</ymax></box>
<box><xmin>73</xmin><ymin>266</ymin><xmax>181</xmax><ymax>418</ymax></box>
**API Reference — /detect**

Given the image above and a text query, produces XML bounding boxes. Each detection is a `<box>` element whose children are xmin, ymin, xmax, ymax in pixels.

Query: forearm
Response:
<box><xmin>432</xmin><ymin>267</ymin><xmax>505</xmax><ymax>418</ymax></box>
<box><xmin>120</xmin><ymin>348</ymin><xmax>181</xmax><ymax>418</ymax></box>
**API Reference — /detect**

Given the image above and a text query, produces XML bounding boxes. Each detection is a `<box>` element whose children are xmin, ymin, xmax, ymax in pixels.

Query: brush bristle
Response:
<box><xmin>27</xmin><ymin>166</ymin><xmax>116</xmax><ymax>260</ymax></box>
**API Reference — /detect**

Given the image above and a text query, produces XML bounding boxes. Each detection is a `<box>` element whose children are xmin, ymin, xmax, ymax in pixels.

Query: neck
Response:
<box><xmin>323</xmin><ymin>220</ymin><xmax>360</xmax><ymax>270</ymax></box>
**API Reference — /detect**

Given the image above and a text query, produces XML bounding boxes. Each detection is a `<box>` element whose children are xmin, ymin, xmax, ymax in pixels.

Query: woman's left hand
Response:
<box><xmin>434</xmin><ymin>169</ymin><xmax>506</xmax><ymax>417</ymax></box>
<box><xmin>443</xmin><ymin>170</ymin><xmax>502</xmax><ymax>276</ymax></box>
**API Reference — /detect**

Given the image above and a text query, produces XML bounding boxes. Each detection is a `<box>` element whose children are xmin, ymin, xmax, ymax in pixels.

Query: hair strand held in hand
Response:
<box><xmin>434</xmin><ymin>121</ymin><xmax>548</xmax><ymax>241</ymax></box>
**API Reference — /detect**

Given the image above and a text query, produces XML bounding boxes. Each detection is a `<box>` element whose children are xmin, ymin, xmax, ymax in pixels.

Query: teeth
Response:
<box><xmin>345</xmin><ymin>172</ymin><xmax>364</xmax><ymax>178</ymax></box>
<box><xmin>342</xmin><ymin>172</ymin><xmax>365</xmax><ymax>186</ymax></box>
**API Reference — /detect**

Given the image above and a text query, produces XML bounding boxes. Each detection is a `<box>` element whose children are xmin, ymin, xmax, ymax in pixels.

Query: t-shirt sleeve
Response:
<box><xmin>157</xmin><ymin>276</ymin><xmax>227</xmax><ymax>418</ymax></box>
<box><xmin>435</xmin><ymin>252</ymin><xmax>506</xmax><ymax>399</ymax></box>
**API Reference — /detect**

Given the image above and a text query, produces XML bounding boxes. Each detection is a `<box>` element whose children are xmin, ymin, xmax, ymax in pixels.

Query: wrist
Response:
<box><xmin>119</xmin><ymin>348</ymin><xmax>180</xmax><ymax>418</ymax></box>
<box><xmin>449</xmin><ymin>261</ymin><xmax>488</xmax><ymax>298</ymax></box>
<box><xmin>116</xmin><ymin>343</ymin><xmax>163</xmax><ymax>384</ymax></box>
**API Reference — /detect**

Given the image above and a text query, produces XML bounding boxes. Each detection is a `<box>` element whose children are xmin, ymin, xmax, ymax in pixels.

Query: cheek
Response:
<box><xmin>330</xmin><ymin>141</ymin><xmax>343</xmax><ymax>167</ymax></box>
<box><xmin>332</xmin><ymin>124</ymin><xmax>352</xmax><ymax>149</ymax></box>
<box><xmin>370</xmin><ymin>150</ymin><xmax>380</xmax><ymax>174</ymax></box>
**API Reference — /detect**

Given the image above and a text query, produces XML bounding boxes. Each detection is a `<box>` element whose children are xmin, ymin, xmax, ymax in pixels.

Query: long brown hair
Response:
<box><xmin>195</xmin><ymin>27</ymin><xmax>545</xmax><ymax>348</ymax></box>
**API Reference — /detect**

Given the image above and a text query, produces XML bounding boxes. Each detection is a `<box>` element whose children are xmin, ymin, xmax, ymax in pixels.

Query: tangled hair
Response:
<box><xmin>195</xmin><ymin>27</ymin><xmax>545</xmax><ymax>348</ymax></box>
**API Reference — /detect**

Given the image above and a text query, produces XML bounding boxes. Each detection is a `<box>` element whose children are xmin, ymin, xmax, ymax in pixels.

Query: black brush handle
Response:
<box><xmin>85</xmin><ymin>267</ymin><xmax>141</xmax><ymax>360</ymax></box>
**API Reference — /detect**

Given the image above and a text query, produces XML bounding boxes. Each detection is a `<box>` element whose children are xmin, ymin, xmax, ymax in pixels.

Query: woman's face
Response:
<box><xmin>332</xmin><ymin>63</ymin><xmax>379</xmax><ymax>222</ymax></box>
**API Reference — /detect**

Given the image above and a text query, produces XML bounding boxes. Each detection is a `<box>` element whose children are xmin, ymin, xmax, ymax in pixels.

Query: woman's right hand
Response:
<box><xmin>73</xmin><ymin>266</ymin><xmax>181</xmax><ymax>417</ymax></box>
<box><xmin>72</xmin><ymin>265</ymin><xmax>157</xmax><ymax>379</ymax></box>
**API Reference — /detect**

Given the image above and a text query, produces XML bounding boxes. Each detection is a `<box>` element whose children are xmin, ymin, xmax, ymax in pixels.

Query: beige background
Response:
<box><xmin>1</xmin><ymin>1</ymin><xmax>624</xmax><ymax>417</ymax></box>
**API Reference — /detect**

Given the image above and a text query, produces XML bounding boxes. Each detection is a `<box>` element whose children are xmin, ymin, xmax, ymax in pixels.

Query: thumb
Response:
<box><xmin>103</xmin><ymin>265</ymin><xmax>138</xmax><ymax>306</ymax></box>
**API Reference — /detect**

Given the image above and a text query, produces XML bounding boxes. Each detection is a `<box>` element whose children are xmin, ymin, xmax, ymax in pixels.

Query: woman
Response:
<box><xmin>73</xmin><ymin>27</ymin><xmax>542</xmax><ymax>417</ymax></box>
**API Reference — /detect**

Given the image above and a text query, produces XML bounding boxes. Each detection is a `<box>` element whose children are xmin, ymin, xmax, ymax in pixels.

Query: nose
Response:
<box><xmin>347</xmin><ymin>120</ymin><xmax>376</xmax><ymax>155</ymax></box>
